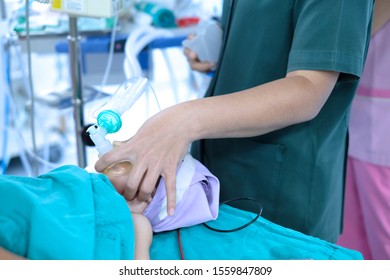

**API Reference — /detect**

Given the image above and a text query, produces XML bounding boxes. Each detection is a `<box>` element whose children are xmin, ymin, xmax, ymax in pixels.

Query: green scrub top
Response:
<box><xmin>191</xmin><ymin>0</ymin><xmax>374</xmax><ymax>243</ymax></box>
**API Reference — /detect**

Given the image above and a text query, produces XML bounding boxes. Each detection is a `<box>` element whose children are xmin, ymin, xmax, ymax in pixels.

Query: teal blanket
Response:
<box><xmin>0</xmin><ymin>165</ymin><xmax>134</xmax><ymax>260</ymax></box>
<box><xmin>150</xmin><ymin>205</ymin><xmax>363</xmax><ymax>260</ymax></box>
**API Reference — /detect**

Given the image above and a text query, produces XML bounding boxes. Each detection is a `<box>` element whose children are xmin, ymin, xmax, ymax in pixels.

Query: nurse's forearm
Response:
<box><xmin>178</xmin><ymin>70</ymin><xmax>339</xmax><ymax>142</ymax></box>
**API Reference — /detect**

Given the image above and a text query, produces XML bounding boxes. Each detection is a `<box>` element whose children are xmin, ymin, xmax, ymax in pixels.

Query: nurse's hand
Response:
<box><xmin>183</xmin><ymin>34</ymin><xmax>216</xmax><ymax>73</ymax></box>
<box><xmin>95</xmin><ymin>106</ymin><xmax>191</xmax><ymax>217</ymax></box>
<box><xmin>127</xmin><ymin>196</ymin><xmax>152</xmax><ymax>215</ymax></box>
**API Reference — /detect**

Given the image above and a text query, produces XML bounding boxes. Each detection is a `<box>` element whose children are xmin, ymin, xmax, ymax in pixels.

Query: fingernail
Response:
<box><xmin>169</xmin><ymin>208</ymin><xmax>175</xmax><ymax>216</ymax></box>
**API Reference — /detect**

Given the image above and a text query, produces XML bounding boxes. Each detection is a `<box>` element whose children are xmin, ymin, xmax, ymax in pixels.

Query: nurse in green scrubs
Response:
<box><xmin>95</xmin><ymin>0</ymin><xmax>374</xmax><ymax>243</ymax></box>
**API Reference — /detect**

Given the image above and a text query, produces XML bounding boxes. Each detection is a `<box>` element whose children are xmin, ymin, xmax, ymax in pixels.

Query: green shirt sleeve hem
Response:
<box><xmin>288</xmin><ymin>50</ymin><xmax>364</xmax><ymax>80</ymax></box>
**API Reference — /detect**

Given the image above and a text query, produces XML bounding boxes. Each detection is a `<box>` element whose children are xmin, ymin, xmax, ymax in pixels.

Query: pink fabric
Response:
<box><xmin>338</xmin><ymin>158</ymin><xmax>390</xmax><ymax>259</ymax></box>
<box><xmin>348</xmin><ymin>20</ymin><xmax>390</xmax><ymax>166</ymax></box>
<box><xmin>339</xmin><ymin>20</ymin><xmax>390</xmax><ymax>260</ymax></box>
<box><xmin>348</xmin><ymin>95</ymin><xmax>390</xmax><ymax>166</ymax></box>
<box><xmin>357</xmin><ymin>20</ymin><xmax>390</xmax><ymax>92</ymax></box>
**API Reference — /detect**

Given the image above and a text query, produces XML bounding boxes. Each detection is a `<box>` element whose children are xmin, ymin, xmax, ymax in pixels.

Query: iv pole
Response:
<box><xmin>0</xmin><ymin>0</ymin><xmax>6</xmax><ymax>20</ymax></box>
<box><xmin>31</xmin><ymin>0</ymin><xmax>132</xmax><ymax>168</ymax></box>
<box><xmin>68</xmin><ymin>16</ymin><xmax>87</xmax><ymax>168</ymax></box>
<box><xmin>29</xmin><ymin>0</ymin><xmax>87</xmax><ymax>168</ymax></box>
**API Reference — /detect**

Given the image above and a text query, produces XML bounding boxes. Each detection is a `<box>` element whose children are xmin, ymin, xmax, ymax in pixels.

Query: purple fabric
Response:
<box><xmin>143</xmin><ymin>155</ymin><xmax>220</xmax><ymax>232</ymax></box>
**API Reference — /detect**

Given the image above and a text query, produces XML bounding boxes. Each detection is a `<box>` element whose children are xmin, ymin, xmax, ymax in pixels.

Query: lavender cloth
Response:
<box><xmin>143</xmin><ymin>154</ymin><xmax>220</xmax><ymax>232</ymax></box>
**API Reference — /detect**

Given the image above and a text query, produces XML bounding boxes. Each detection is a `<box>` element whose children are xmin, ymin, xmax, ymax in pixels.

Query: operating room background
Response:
<box><xmin>2</xmin><ymin>0</ymin><xmax>220</xmax><ymax>177</ymax></box>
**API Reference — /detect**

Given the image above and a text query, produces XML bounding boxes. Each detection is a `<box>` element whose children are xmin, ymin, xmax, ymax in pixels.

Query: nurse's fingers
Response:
<box><xmin>184</xmin><ymin>47</ymin><xmax>216</xmax><ymax>72</ymax></box>
<box><xmin>189</xmin><ymin>60</ymin><xmax>215</xmax><ymax>73</ymax></box>
<box><xmin>186</xmin><ymin>33</ymin><xmax>196</xmax><ymax>41</ymax></box>
<box><xmin>136</xmin><ymin>165</ymin><xmax>161</xmax><ymax>203</ymax></box>
<box><xmin>162</xmin><ymin>171</ymin><xmax>177</xmax><ymax>216</ymax></box>
<box><xmin>94</xmin><ymin>148</ymin><xmax>130</xmax><ymax>173</ymax></box>
<box><xmin>126</xmin><ymin>198</ymin><xmax>150</xmax><ymax>214</ymax></box>
<box><xmin>183</xmin><ymin>47</ymin><xmax>198</xmax><ymax>61</ymax></box>
<box><xmin>123</xmin><ymin>162</ymin><xmax>147</xmax><ymax>201</ymax></box>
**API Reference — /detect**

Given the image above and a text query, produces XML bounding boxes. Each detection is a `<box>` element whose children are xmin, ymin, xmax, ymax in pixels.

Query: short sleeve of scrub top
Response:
<box><xmin>288</xmin><ymin>0</ymin><xmax>372</xmax><ymax>80</ymax></box>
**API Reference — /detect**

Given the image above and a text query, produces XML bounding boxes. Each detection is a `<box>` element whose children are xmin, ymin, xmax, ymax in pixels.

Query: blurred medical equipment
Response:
<box><xmin>1</xmin><ymin>0</ymin><xmax>10</xmax><ymax>174</ymax></box>
<box><xmin>134</xmin><ymin>1</ymin><xmax>176</xmax><ymax>28</ymax></box>
<box><xmin>0</xmin><ymin>49</ymin><xmax>9</xmax><ymax>174</ymax></box>
<box><xmin>182</xmin><ymin>18</ymin><xmax>222</xmax><ymax>65</ymax></box>
<box><xmin>35</xmin><ymin>0</ymin><xmax>132</xmax><ymax>18</ymax></box>
<box><xmin>2</xmin><ymin>0</ymin><xmax>221</xmax><ymax>175</ymax></box>
<box><xmin>122</xmin><ymin>25</ymin><xmax>174</xmax><ymax>79</ymax></box>
<box><xmin>3</xmin><ymin>36</ymin><xmax>66</xmax><ymax>176</ymax></box>
<box><xmin>1</xmin><ymin>1</ymin><xmax>38</xmax><ymax>176</ymax></box>
<box><xmin>29</xmin><ymin>0</ymin><xmax>134</xmax><ymax>169</ymax></box>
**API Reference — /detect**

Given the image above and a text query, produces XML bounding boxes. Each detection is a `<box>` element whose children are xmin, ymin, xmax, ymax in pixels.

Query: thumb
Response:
<box><xmin>94</xmin><ymin>148</ymin><xmax>127</xmax><ymax>173</ymax></box>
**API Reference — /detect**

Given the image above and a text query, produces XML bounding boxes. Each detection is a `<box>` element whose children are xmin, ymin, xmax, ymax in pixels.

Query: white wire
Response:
<box><xmin>100</xmin><ymin>13</ymin><xmax>118</xmax><ymax>89</ymax></box>
<box><xmin>161</xmin><ymin>48</ymin><xmax>180</xmax><ymax>104</ymax></box>
<box><xmin>5</xmin><ymin>88</ymin><xmax>33</xmax><ymax>176</ymax></box>
<box><xmin>1</xmin><ymin>36</ymin><xmax>11</xmax><ymax>173</ymax></box>
<box><xmin>11</xmin><ymin>39</ymin><xmax>62</xmax><ymax>173</ymax></box>
<box><xmin>6</xmin><ymin>89</ymin><xmax>62</xmax><ymax>172</ymax></box>
<box><xmin>25</xmin><ymin>0</ymin><xmax>39</xmax><ymax>175</ymax></box>
<box><xmin>146</xmin><ymin>80</ymin><xmax>162</xmax><ymax>112</ymax></box>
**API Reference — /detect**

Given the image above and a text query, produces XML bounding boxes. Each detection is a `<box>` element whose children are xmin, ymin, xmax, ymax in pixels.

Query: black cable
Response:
<box><xmin>176</xmin><ymin>197</ymin><xmax>263</xmax><ymax>259</ymax></box>
<box><xmin>203</xmin><ymin>197</ymin><xmax>263</xmax><ymax>233</ymax></box>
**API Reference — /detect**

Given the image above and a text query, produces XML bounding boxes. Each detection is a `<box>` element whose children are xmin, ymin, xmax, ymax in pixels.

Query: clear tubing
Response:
<box><xmin>25</xmin><ymin>0</ymin><xmax>39</xmax><ymax>175</ymax></box>
<box><xmin>95</xmin><ymin>76</ymin><xmax>148</xmax><ymax>133</ymax></box>
<box><xmin>1</xmin><ymin>36</ymin><xmax>9</xmax><ymax>173</ymax></box>
<box><xmin>10</xmin><ymin>40</ymin><xmax>63</xmax><ymax>173</ymax></box>
<box><xmin>100</xmin><ymin>13</ymin><xmax>118</xmax><ymax>89</ymax></box>
<box><xmin>105</xmin><ymin>77</ymin><xmax>148</xmax><ymax>116</ymax></box>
